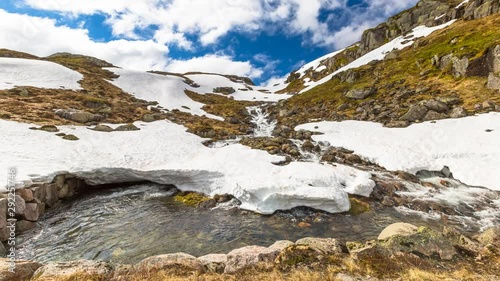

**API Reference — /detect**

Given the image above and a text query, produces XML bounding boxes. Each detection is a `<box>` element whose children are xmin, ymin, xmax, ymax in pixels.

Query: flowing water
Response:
<box><xmin>17</xmin><ymin>183</ymin><xmax>449</xmax><ymax>265</ymax></box>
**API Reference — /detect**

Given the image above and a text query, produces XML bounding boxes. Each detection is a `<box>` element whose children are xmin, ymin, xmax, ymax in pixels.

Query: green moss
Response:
<box><xmin>173</xmin><ymin>192</ymin><xmax>211</xmax><ymax>206</ymax></box>
<box><xmin>348</xmin><ymin>197</ymin><xmax>371</xmax><ymax>216</ymax></box>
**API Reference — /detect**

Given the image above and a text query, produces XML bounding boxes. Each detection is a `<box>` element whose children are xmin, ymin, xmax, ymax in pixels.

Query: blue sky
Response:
<box><xmin>0</xmin><ymin>0</ymin><xmax>418</xmax><ymax>85</ymax></box>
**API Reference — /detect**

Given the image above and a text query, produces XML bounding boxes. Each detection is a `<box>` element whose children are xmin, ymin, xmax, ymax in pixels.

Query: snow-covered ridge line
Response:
<box><xmin>299</xmin><ymin>20</ymin><xmax>456</xmax><ymax>93</ymax></box>
<box><xmin>0</xmin><ymin>119</ymin><xmax>375</xmax><ymax>214</ymax></box>
<box><xmin>0</xmin><ymin>58</ymin><xmax>83</xmax><ymax>90</ymax></box>
<box><xmin>296</xmin><ymin>113</ymin><xmax>500</xmax><ymax>191</ymax></box>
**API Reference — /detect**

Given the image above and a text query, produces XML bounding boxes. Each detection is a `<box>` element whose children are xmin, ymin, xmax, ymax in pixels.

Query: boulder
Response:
<box><xmin>344</xmin><ymin>88</ymin><xmax>376</xmax><ymax>100</ymax></box>
<box><xmin>16</xmin><ymin>220</ymin><xmax>36</xmax><ymax>233</ymax></box>
<box><xmin>451</xmin><ymin>56</ymin><xmax>469</xmax><ymax>78</ymax></box>
<box><xmin>55</xmin><ymin>109</ymin><xmax>102</xmax><ymax>124</ymax></box>
<box><xmin>39</xmin><ymin>125</ymin><xmax>59</xmax><ymax>133</ymax></box>
<box><xmin>91</xmin><ymin>125</ymin><xmax>114</xmax><ymax>132</ymax></box>
<box><xmin>23</xmin><ymin>203</ymin><xmax>39</xmax><ymax>221</ymax></box>
<box><xmin>137</xmin><ymin>253</ymin><xmax>204</xmax><ymax>273</ymax></box>
<box><xmin>400</xmin><ymin>105</ymin><xmax>428</xmax><ymax>121</ymax></box>
<box><xmin>16</xmin><ymin>189</ymin><xmax>34</xmax><ymax>202</ymax></box>
<box><xmin>450</xmin><ymin>107</ymin><xmax>468</xmax><ymax>118</ymax></box>
<box><xmin>425</xmin><ymin>100</ymin><xmax>449</xmax><ymax>113</ymax></box>
<box><xmin>487</xmin><ymin>72</ymin><xmax>500</xmax><ymax>90</ymax></box>
<box><xmin>423</xmin><ymin>110</ymin><xmax>446</xmax><ymax>121</ymax></box>
<box><xmin>114</xmin><ymin>124</ymin><xmax>140</xmax><ymax>131</ymax></box>
<box><xmin>295</xmin><ymin>237</ymin><xmax>344</xmax><ymax>255</ymax></box>
<box><xmin>378</xmin><ymin>223</ymin><xmax>418</xmax><ymax>240</ymax></box>
<box><xmin>14</xmin><ymin>195</ymin><xmax>26</xmax><ymax>217</ymax></box>
<box><xmin>142</xmin><ymin>114</ymin><xmax>156</xmax><ymax>123</ymax></box>
<box><xmin>381</xmin><ymin>227</ymin><xmax>458</xmax><ymax>260</ymax></box>
<box><xmin>198</xmin><ymin>254</ymin><xmax>227</xmax><ymax>273</ymax></box>
<box><xmin>32</xmin><ymin>260</ymin><xmax>113</xmax><ymax>280</ymax></box>
<box><xmin>225</xmin><ymin>245</ymin><xmax>280</xmax><ymax>273</ymax></box>
<box><xmin>0</xmin><ymin>258</ymin><xmax>42</xmax><ymax>281</ymax></box>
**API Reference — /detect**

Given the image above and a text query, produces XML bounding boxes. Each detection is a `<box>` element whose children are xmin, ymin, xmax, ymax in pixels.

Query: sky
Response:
<box><xmin>0</xmin><ymin>0</ymin><xmax>419</xmax><ymax>85</ymax></box>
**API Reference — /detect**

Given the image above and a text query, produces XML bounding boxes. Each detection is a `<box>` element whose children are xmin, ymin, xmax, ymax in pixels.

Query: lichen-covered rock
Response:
<box><xmin>0</xmin><ymin>259</ymin><xmax>42</xmax><ymax>281</ymax></box>
<box><xmin>32</xmin><ymin>260</ymin><xmax>113</xmax><ymax>280</ymax></box>
<box><xmin>295</xmin><ymin>237</ymin><xmax>344</xmax><ymax>255</ymax></box>
<box><xmin>378</xmin><ymin>223</ymin><xmax>418</xmax><ymax>240</ymax></box>
<box><xmin>225</xmin><ymin>245</ymin><xmax>279</xmax><ymax>273</ymax></box>
<box><xmin>198</xmin><ymin>254</ymin><xmax>227</xmax><ymax>273</ymax></box>
<box><xmin>425</xmin><ymin>100</ymin><xmax>449</xmax><ymax>113</ymax></box>
<box><xmin>137</xmin><ymin>253</ymin><xmax>204</xmax><ymax>273</ymax></box>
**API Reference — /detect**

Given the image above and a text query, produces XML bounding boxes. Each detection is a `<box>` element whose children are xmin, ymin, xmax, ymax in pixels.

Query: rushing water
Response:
<box><xmin>17</xmin><ymin>183</ymin><xmax>447</xmax><ymax>265</ymax></box>
<box><xmin>247</xmin><ymin>106</ymin><xmax>276</xmax><ymax>137</ymax></box>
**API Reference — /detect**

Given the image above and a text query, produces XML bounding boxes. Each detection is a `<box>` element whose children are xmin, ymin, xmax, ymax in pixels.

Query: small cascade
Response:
<box><xmin>289</xmin><ymin>139</ymin><xmax>324</xmax><ymax>163</ymax></box>
<box><xmin>247</xmin><ymin>106</ymin><xmax>277</xmax><ymax>137</ymax></box>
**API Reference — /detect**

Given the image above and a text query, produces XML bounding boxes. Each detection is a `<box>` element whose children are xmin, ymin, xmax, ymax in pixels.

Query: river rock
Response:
<box><xmin>295</xmin><ymin>237</ymin><xmax>344</xmax><ymax>255</ymax></box>
<box><xmin>225</xmin><ymin>245</ymin><xmax>280</xmax><ymax>273</ymax></box>
<box><xmin>32</xmin><ymin>260</ymin><xmax>113</xmax><ymax>280</ymax></box>
<box><xmin>14</xmin><ymin>195</ymin><xmax>25</xmax><ymax>216</ymax></box>
<box><xmin>16</xmin><ymin>189</ymin><xmax>34</xmax><ymax>202</ymax></box>
<box><xmin>16</xmin><ymin>220</ymin><xmax>36</xmax><ymax>233</ymax></box>
<box><xmin>0</xmin><ymin>258</ymin><xmax>42</xmax><ymax>281</ymax></box>
<box><xmin>23</xmin><ymin>203</ymin><xmax>39</xmax><ymax>221</ymax></box>
<box><xmin>198</xmin><ymin>254</ymin><xmax>227</xmax><ymax>273</ymax></box>
<box><xmin>137</xmin><ymin>253</ymin><xmax>204</xmax><ymax>273</ymax></box>
<box><xmin>378</xmin><ymin>223</ymin><xmax>418</xmax><ymax>240</ymax></box>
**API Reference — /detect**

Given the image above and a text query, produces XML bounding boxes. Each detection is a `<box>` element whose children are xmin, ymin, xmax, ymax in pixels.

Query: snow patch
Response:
<box><xmin>0</xmin><ymin>58</ymin><xmax>83</xmax><ymax>90</ymax></box>
<box><xmin>0</xmin><ymin>119</ymin><xmax>375</xmax><ymax>214</ymax></box>
<box><xmin>105</xmin><ymin>68</ymin><xmax>223</xmax><ymax>120</ymax></box>
<box><xmin>296</xmin><ymin>113</ymin><xmax>500</xmax><ymax>191</ymax></box>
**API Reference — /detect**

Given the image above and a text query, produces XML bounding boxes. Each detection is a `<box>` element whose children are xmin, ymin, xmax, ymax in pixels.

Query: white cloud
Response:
<box><xmin>21</xmin><ymin>0</ymin><xmax>419</xmax><ymax>50</ymax></box>
<box><xmin>166</xmin><ymin>54</ymin><xmax>263</xmax><ymax>78</ymax></box>
<box><xmin>0</xmin><ymin>9</ymin><xmax>169</xmax><ymax>71</ymax></box>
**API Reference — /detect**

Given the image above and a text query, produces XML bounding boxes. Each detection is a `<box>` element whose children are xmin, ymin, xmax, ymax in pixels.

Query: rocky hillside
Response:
<box><xmin>280</xmin><ymin>0</ymin><xmax>499</xmax><ymax>95</ymax></box>
<box><xmin>273</xmin><ymin>5</ymin><xmax>499</xmax><ymax>131</ymax></box>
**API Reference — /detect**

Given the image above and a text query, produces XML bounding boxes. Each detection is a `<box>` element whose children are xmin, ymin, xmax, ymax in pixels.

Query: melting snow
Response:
<box><xmin>0</xmin><ymin>119</ymin><xmax>375</xmax><ymax>214</ymax></box>
<box><xmin>0</xmin><ymin>58</ymin><xmax>83</xmax><ymax>90</ymax></box>
<box><xmin>296</xmin><ymin>113</ymin><xmax>500</xmax><ymax>191</ymax></box>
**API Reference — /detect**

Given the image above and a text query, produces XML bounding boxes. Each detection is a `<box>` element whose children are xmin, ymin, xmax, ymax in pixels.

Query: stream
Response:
<box><xmin>17</xmin><ymin>183</ymin><xmax>446</xmax><ymax>264</ymax></box>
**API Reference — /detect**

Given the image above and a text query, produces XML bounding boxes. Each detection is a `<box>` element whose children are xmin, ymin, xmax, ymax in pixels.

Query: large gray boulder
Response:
<box><xmin>198</xmin><ymin>254</ymin><xmax>227</xmax><ymax>273</ymax></box>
